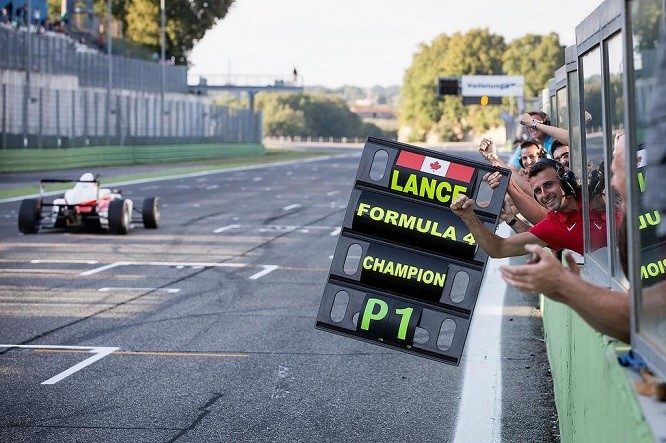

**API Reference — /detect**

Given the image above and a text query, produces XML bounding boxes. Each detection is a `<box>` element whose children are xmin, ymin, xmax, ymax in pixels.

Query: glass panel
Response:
<box><xmin>581</xmin><ymin>46</ymin><xmax>609</xmax><ymax>271</ymax></box>
<box><xmin>343</xmin><ymin>244</ymin><xmax>363</xmax><ymax>275</ymax></box>
<box><xmin>369</xmin><ymin>149</ymin><xmax>388</xmax><ymax>181</ymax></box>
<box><xmin>630</xmin><ymin>0</ymin><xmax>665</xmax><ymax>357</ymax></box>
<box><xmin>557</xmin><ymin>87</ymin><xmax>569</xmax><ymax>130</ymax></box>
<box><xmin>550</xmin><ymin>95</ymin><xmax>558</xmax><ymax>126</ymax></box>
<box><xmin>568</xmin><ymin>70</ymin><xmax>583</xmax><ymax>183</ymax></box>
<box><xmin>605</xmin><ymin>32</ymin><xmax>627</xmax><ymax>285</ymax></box>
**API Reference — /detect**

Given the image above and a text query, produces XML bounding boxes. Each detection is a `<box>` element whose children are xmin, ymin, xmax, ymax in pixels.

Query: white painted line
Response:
<box><xmin>0</xmin><ymin>152</ymin><xmax>361</xmax><ymax>204</ymax></box>
<box><xmin>253</xmin><ymin>177</ymin><xmax>262</xmax><ymax>182</ymax></box>
<box><xmin>249</xmin><ymin>265</ymin><xmax>279</xmax><ymax>280</ymax></box>
<box><xmin>31</xmin><ymin>259</ymin><xmax>98</xmax><ymax>264</ymax></box>
<box><xmin>0</xmin><ymin>344</ymin><xmax>118</xmax><ymax>385</ymax></box>
<box><xmin>205</xmin><ymin>185</ymin><xmax>219</xmax><ymax>190</ymax></box>
<box><xmin>329</xmin><ymin>227</ymin><xmax>342</xmax><ymax>236</ymax></box>
<box><xmin>99</xmin><ymin>287</ymin><xmax>180</xmax><ymax>293</ymax></box>
<box><xmin>78</xmin><ymin>260</ymin><xmax>280</xmax><ymax>280</ymax></box>
<box><xmin>80</xmin><ymin>262</ymin><xmax>125</xmax><ymax>276</ymax></box>
<box><xmin>326</xmin><ymin>190</ymin><xmax>340</xmax><ymax>196</ymax></box>
<box><xmin>213</xmin><ymin>224</ymin><xmax>240</xmax><ymax>233</ymax></box>
<box><xmin>452</xmin><ymin>224</ymin><xmax>510</xmax><ymax>443</ymax></box>
<box><xmin>42</xmin><ymin>347</ymin><xmax>118</xmax><ymax>385</ymax></box>
<box><xmin>283</xmin><ymin>204</ymin><xmax>302</xmax><ymax>211</ymax></box>
<box><xmin>132</xmin><ymin>261</ymin><xmax>249</xmax><ymax>268</ymax></box>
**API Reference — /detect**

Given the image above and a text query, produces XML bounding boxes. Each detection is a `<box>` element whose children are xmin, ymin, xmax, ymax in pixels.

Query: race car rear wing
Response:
<box><xmin>38</xmin><ymin>176</ymin><xmax>100</xmax><ymax>195</ymax></box>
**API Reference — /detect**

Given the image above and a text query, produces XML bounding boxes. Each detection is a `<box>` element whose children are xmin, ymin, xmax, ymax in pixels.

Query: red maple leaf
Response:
<box><xmin>430</xmin><ymin>161</ymin><xmax>441</xmax><ymax>171</ymax></box>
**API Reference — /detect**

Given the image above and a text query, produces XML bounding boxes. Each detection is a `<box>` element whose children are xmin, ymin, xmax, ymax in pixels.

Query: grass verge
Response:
<box><xmin>0</xmin><ymin>149</ymin><xmax>335</xmax><ymax>200</ymax></box>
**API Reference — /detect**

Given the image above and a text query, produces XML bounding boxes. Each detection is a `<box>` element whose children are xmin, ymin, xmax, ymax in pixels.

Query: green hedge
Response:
<box><xmin>0</xmin><ymin>143</ymin><xmax>265</xmax><ymax>172</ymax></box>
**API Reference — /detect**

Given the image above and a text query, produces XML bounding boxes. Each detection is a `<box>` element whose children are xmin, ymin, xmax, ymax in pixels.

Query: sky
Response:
<box><xmin>189</xmin><ymin>0</ymin><xmax>603</xmax><ymax>88</ymax></box>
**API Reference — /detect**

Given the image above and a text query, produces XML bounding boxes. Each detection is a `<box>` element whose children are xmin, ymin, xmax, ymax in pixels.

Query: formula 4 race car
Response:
<box><xmin>18</xmin><ymin>173</ymin><xmax>160</xmax><ymax>235</ymax></box>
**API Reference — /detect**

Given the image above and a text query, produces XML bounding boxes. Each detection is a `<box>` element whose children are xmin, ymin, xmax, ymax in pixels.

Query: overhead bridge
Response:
<box><xmin>187</xmin><ymin>74</ymin><xmax>304</xmax><ymax>112</ymax></box>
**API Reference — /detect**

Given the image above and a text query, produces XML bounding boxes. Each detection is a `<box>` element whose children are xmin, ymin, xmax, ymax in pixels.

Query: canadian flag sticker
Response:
<box><xmin>396</xmin><ymin>151</ymin><xmax>475</xmax><ymax>183</ymax></box>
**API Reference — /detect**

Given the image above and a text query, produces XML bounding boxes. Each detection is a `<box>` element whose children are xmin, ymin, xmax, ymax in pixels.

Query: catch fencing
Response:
<box><xmin>0</xmin><ymin>24</ymin><xmax>262</xmax><ymax>148</ymax></box>
<box><xmin>0</xmin><ymin>83</ymin><xmax>262</xmax><ymax>148</ymax></box>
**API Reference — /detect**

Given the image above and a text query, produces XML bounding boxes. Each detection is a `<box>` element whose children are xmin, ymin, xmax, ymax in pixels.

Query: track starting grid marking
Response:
<box><xmin>213</xmin><ymin>224</ymin><xmax>342</xmax><ymax>236</ymax></box>
<box><xmin>80</xmin><ymin>261</ymin><xmax>280</xmax><ymax>280</ymax></box>
<box><xmin>0</xmin><ymin>344</ymin><xmax>118</xmax><ymax>385</ymax></box>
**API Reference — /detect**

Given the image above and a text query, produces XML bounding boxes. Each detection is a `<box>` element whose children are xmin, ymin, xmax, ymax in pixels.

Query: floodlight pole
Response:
<box><xmin>105</xmin><ymin>0</ymin><xmax>112</xmax><ymax>145</ymax></box>
<box><xmin>160</xmin><ymin>0</ymin><xmax>166</xmax><ymax>138</ymax></box>
<box><xmin>23</xmin><ymin>0</ymin><xmax>33</xmax><ymax>147</ymax></box>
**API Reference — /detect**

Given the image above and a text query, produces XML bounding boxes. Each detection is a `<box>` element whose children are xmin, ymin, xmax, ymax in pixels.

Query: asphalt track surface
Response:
<box><xmin>0</xmin><ymin>149</ymin><xmax>557</xmax><ymax>442</ymax></box>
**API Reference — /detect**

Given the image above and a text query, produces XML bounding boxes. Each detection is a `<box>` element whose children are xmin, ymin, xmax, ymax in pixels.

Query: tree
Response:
<box><xmin>95</xmin><ymin>0</ymin><xmax>234</xmax><ymax>64</ymax></box>
<box><xmin>255</xmin><ymin>93</ymin><xmax>390</xmax><ymax>139</ymax></box>
<box><xmin>399</xmin><ymin>29</ymin><xmax>505</xmax><ymax>142</ymax></box>
<box><xmin>502</xmin><ymin>33</ymin><xmax>565</xmax><ymax>98</ymax></box>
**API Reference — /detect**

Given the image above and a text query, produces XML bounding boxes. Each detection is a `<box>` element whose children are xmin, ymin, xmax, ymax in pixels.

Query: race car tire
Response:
<box><xmin>142</xmin><ymin>197</ymin><xmax>160</xmax><ymax>229</ymax></box>
<box><xmin>18</xmin><ymin>198</ymin><xmax>41</xmax><ymax>234</ymax></box>
<box><xmin>108</xmin><ymin>198</ymin><xmax>130</xmax><ymax>235</ymax></box>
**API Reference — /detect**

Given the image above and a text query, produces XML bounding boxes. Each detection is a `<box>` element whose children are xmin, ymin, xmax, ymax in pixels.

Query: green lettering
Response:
<box><xmin>398</xmin><ymin>213</ymin><xmax>417</xmax><ymax>230</ymax></box>
<box><xmin>385</xmin><ymin>210</ymin><xmax>399</xmax><ymax>225</ymax></box>
<box><xmin>403</xmin><ymin>174</ymin><xmax>418</xmax><ymax>195</ymax></box>
<box><xmin>356</xmin><ymin>202</ymin><xmax>370</xmax><ymax>217</ymax></box>
<box><xmin>395</xmin><ymin>263</ymin><xmax>409</xmax><ymax>278</ymax></box>
<box><xmin>361</xmin><ymin>298</ymin><xmax>389</xmax><ymax>331</ymax></box>
<box><xmin>416</xmin><ymin>218</ymin><xmax>432</xmax><ymax>233</ymax></box>
<box><xmin>452</xmin><ymin>184</ymin><xmax>468</xmax><ymax>201</ymax></box>
<box><xmin>442</xmin><ymin>225</ymin><xmax>456</xmax><ymax>240</ymax></box>
<box><xmin>436</xmin><ymin>181</ymin><xmax>452</xmax><ymax>203</ymax></box>
<box><xmin>390</xmin><ymin>170</ymin><xmax>403</xmax><ymax>191</ymax></box>
<box><xmin>637</xmin><ymin>172</ymin><xmax>646</xmax><ymax>193</ymax></box>
<box><xmin>420</xmin><ymin>176</ymin><xmax>436</xmax><ymax>199</ymax></box>
<box><xmin>373</xmin><ymin>258</ymin><xmax>385</xmax><ymax>272</ymax></box>
<box><xmin>369</xmin><ymin>206</ymin><xmax>384</xmax><ymax>221</ymax></box>
<box><xmin>407</xmin><ymin>266</ymin><xmax>418</xmax><ymax>279</ymax></box>
<box><xmin>394</xmin><ymin>307</ymin><xmax>414</xmax><ymax>340</ymax></box>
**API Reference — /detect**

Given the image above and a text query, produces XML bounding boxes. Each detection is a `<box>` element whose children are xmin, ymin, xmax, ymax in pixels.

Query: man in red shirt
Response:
<box><xmin>451</xmin><ymin>159</ymin><xmax>605</xmax><ymax>257</ymax></box>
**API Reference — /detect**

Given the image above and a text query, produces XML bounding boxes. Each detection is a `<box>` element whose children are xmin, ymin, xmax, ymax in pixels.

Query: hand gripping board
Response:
<box><xmin>316</xmin><ymin>137</ymin><xmax>510</xmax><ymax>365</ymax></box>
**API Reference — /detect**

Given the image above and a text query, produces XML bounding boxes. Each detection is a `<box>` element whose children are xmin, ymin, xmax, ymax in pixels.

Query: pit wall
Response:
<box><xmin>0</xmin><ymin>143</ymin><xmax>265</xmax><ymax>172</ymax></box>
<box><xmin>541</xmin><ymin>295</ymin><xmax>653</xmax><ymax>442</ymax></box>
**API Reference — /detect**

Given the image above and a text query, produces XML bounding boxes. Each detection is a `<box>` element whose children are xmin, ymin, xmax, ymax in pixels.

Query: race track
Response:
<box><xmin>0</xmin><ymin>149</ymin><xmax>557</xmax><ymax>442</ymax></box>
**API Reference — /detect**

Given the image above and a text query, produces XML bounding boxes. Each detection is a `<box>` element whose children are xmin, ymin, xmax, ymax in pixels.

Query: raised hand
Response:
<box><xmin>450</xmin><ymin>195</ymin><xmax>476</xmax><ymax>220</ymax></box>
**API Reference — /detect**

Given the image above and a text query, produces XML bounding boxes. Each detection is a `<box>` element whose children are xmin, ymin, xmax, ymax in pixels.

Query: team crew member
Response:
<box><xmin>552</xmin><ymin>141</ymin><xmax>571</xmax><ymax>172</ymax></box>
<box><xmin>511</xmin><ymin>111</ymin><xmax>570</xmax><ymax>167</ymax></box>
<box><xmin>450</xmin><ymin>159</ymin><xmax>607</xmax><ymax>257</ymax></box>
<box><xmin>499</xmin><ymin>133</ymin><xmax>636</xmax><ymax>342</ymax></box>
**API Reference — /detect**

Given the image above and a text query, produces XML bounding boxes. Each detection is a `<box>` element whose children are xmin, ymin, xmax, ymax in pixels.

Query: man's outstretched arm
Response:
<box><xmin>519</xmin><ymin>113</ymin><xmax>570</xmax><ymax>145</ymax></box>
<box><xmin>450</xmin><ymin>195</ymin><xmax>546</xmax><ymax>258</ymax></box>
<box><xmin>500</xmin><ymin>244</ymin><xmax>630</xmax><ymax>342</ymax></box>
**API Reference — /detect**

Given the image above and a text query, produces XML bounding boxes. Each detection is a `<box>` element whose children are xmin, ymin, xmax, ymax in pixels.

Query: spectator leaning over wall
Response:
<box><xmin>450</xmin><ymin>157</ymin><xmax>608</xmax><ymax>257</ymax></box>
<box><xmin>498</xmin><ymin>133</ymin><xmax>635</xmax><ymax>342</ymax></box>
<box><xmin>505</xmin><ymin>111</ymin><xmax>569</xmax><ymax>173</ymax></box>
<box><xmin>552</xmin><ymin>141</ymin><xmax>571</xmax><ymax>172</ymax></box>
